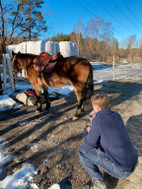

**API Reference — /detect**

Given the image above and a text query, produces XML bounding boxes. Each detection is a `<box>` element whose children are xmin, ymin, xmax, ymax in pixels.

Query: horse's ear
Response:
<box><xmin>12</xmin><ymin>51</ymin><xmax>15</xmax><ymax>56</ymax></box>
<box><xmin>18</xmin><ymin>51</ymin><xmax>21</xmax><ymax>54</ymax></box>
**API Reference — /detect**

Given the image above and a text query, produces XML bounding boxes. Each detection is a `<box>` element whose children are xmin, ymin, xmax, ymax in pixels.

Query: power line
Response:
<box><xmin>110</xmin><ymin>0</ymin><xmax>142</xmax><ymax>33</ymax></box>
<box><xmin>72</xmin><ymin>0</ymin><xmax>126</xmax><ymax>38</ymax></box>
<box><xmin>94</xmin><ymin>0</ymin><xmax>132</xmax><ymax>35</ymax></box>
<box><xmin>122</xmin><ymin>0</ymin><xmax>142</xmax><ymax>27</ymax></box>
<box><xmin>73</xmin><ymin>0</ymin><xmax>97</xmax><ymax>18</ymax></box>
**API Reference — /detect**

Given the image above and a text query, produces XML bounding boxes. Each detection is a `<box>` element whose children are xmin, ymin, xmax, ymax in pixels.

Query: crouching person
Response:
<box><xmin>78</xmin><ymin>92</ymin><xmax>138</xmax><ymax>189</ymax></box>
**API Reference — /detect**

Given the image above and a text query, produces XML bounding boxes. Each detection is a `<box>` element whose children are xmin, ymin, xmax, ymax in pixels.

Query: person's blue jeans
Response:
<box><xmin>78</xmin><ymin>143</ymin><xmax>137</xmax><ymax>181</ymax></box>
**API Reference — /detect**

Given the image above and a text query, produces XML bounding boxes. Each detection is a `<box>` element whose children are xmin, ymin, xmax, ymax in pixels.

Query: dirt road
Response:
<box><xmin>0</xmin><ymin>79</ymin><xmax>142</xmax><ymax>189</ymax></box>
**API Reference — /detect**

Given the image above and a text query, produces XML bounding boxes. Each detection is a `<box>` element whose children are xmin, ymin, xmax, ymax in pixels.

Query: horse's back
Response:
<box><xmin>65</xmin><ymin>56</ymin><xmax>92</xmax><ymax>76</ymax></box>
<box><xmin>64</xmin><ymin>56</ymin><xmax>90</xmax><ymax>66</ymax></box>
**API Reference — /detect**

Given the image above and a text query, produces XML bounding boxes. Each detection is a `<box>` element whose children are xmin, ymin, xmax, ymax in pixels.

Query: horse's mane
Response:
<box><xmin>16</xmin><ymin>52</ymin><xmax>37</xmax><ymax>59</ymax></box>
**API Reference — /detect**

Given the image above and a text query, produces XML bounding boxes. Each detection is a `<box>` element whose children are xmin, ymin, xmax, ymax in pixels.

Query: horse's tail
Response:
<box><xmin>82</xmin><ymin>62</ymin><xmax>94</xmax><ymax>111</ymax></box>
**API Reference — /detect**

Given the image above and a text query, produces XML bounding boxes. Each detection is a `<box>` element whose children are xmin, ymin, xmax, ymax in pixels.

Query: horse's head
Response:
<box><xmin>11</xmin><ymin>51</ymin><xmax>23</xmax><ymax>76</ymax></box>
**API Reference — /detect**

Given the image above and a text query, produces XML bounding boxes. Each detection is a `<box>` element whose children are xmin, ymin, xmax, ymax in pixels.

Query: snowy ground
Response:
<box><xmin>0</xmin><ymin>62</ymin><xmax>142</xmax><ymax>189</ymax></box>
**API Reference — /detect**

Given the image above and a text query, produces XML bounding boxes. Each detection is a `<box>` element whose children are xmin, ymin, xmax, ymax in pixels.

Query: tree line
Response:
<box><xmin>50</xmin><ymin>19</ymin><xmax>142</xmax><ymax>63</ymax></box>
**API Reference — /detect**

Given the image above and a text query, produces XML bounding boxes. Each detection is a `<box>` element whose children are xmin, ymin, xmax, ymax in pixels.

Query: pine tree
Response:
<box><xmin>20</xmin><ymin>0</ymin><xmax>47</xmax><ymax>40</ymax></box>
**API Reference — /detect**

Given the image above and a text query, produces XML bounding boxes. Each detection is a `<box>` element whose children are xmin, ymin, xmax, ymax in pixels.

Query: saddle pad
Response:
<box><xmin>25</xmin><ymin>89</ymin><xmax>36</xmax><ymax>96</ymax></box>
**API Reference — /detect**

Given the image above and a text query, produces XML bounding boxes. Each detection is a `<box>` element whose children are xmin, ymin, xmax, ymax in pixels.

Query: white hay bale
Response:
<box><xmin>26</xmin><ymin>40</ymin><xmax>56</xmax><ymax>55</ymax></box>
<box><xmin>26</xmin><ymin>41</ymin><xmax>42</xmax><ymax>55</ymax></box>
<box><xmin>72</xmin><ymin>43</ymin><xmax>77</xmax><ymax>56</ymax></box>
<box><xmin>6</xmin><ymin>45</ymin><xmax>17</xmax><ymax>55</ymax></box>
<box><xmin>19</xmin><ymin>42</ymin><xmax>27</xmax><ymax>53</ymax></box>
<box><xmin>6</xmin><ymin>41</ymin><xmax>77</xmax><ymax>57</ymax></box>
<box><xmin>6</xmin><ymin>42</ymin><xmax>27</xmax><ymax>55</ymax></box>
<box><xmin>44</xmin><ymin>40</ymin><xmax>56</xmax><ymax>55</ymax></box>
<box><xmin>56</xmin><ymin>42</ymin><xmax>60</xmax><ymax>53</ymax></box>
<box><xmin>15</xmin><ymin>43</ymin><xmax>23</xmax><ymax>53</ymax></box>
<box><xmin>57</xmin><ymin>41</ymin><xmax>77</xmax><ymax>57</ymax></box>
<box><xmin>58</xmin><ymin>41</ymin><xmax>71</xmax><ymax>57</ymax></box>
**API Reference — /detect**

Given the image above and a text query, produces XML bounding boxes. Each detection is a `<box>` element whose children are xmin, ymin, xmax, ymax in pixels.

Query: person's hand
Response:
<box><xmin>86</xmin><ymin>126</ymin><xmax>91</xmax><ymax>133</ymax></box>
<box><xmin>88</xmin><ymin>110</ymin><xmax>95</xmax><ymax>121</ymax></box>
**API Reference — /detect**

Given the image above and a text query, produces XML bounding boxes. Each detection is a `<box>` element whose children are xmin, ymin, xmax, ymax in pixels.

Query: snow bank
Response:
<box><xmin>0</xmin><ymin>95</ymin><xmax>16</xmax><ymax>111</ymax></box>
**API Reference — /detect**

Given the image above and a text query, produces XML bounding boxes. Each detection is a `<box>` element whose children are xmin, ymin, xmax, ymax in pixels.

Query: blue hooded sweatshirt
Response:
<box><xmin>84</xmin><ymin>107</ymin><xmax>138</xmax><ymax>170</ymax></box>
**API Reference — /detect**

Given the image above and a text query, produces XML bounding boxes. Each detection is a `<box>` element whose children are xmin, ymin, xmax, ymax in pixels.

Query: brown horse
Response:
<box><xmin>12</xmin><ymin>51</ymin><xmax>93</xmax><ymax>120</ymax></box>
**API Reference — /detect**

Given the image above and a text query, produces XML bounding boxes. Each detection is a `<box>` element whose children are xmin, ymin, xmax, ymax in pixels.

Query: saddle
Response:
<box><xmin>33</xmin><ymin>52</ymin><xmax>61</xmax><ymax>73</ymax></box>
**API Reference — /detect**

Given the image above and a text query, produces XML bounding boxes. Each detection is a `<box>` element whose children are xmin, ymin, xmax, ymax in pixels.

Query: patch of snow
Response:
<box><xmin>0</xmin><ymin>138</ymin><xmax>37</xmax><ymax>189</ymax></box>
<box><xmin>0</xmin><ymin>95</ymin><xmax>16</xmax><ymax>112</ymax></box>
<box><xmin>0</xmin><ymin>163</ymin><xmax>36</xmax><ymax>189</ymax></box>
<box><xmin>48</xmin><ymin>183</ymin><xmax>60</xmax><ymax>189</ymax></box>
<box><xmin>48</xmin><ymin>84</ymin><xmax>74</xmax><ymax>96</ymax></box>
<box><xmin>27</xmin><ymin>143</ymin><xmax>39</xmax><ymax>152</ymax></box>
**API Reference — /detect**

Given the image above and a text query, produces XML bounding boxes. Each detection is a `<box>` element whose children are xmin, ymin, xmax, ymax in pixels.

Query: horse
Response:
<box><xmin>11</xmin><ymin>51</ymin><xmax>94</xmax><ymax>120</ymax></box>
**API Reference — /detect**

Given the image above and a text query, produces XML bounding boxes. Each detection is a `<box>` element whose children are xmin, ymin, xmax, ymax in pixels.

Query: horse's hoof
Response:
<box><xmin>73</xmin><ymin>116</ymin><xmax>79</xmax><ymax>121</ymax></box>
<box><xmin>35</xmin><ymin>110</ymin><xmax>40</xmax><ymax>113</ymax></box>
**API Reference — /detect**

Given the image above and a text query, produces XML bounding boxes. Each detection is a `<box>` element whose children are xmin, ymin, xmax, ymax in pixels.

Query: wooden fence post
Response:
<box><xmin>113</xmin><ymin>54</ymin><xmax>115</xmax><ymax>81</ymax></box>
<box><xmin>2</xmin><ymin>54</ymin><xmax>15</xmax><ymax>92</ymax></box>
<box><xmin>7</xmin><ymin>54</ymin><xmax>15</xmax><ymax>91</ymax></box>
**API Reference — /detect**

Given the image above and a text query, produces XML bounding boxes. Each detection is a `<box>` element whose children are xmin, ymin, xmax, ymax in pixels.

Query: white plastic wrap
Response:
<box><xmin>57</xmin><ymin>41</ymin><xmax>77</xmax><ymax>57</ymax></box>
<box><xmin>6</xmin><ymin>40</ymin><xmax>77</xmax><ymax>57</ymax></box>
<box><xmin>44</xmin><ymin>40</ymin><xmax>56</xmax><ymax>55</ymax></box>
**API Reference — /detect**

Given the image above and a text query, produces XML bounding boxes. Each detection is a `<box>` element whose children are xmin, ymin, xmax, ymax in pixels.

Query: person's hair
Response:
<box><xmin>91</xmin><ymin>92</ymin><xmax>109</xmax><ymax>109</ymax></box>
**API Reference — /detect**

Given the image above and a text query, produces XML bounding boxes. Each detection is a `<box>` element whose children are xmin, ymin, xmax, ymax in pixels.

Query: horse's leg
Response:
<box><xmin>71</xmin><ymin>64</ymin><xmax>93</xmax><ymax>120</ymax></box>
<box><xmin>42</xmin><ymin>85</ymin><xmax>50</xmax><ymax>110</ymax></box>
<box><xmin>35</xmin><ymin>89</ymin><xmax>43</xmax><ymax>112</ymax></box>
<box><xmin>28</xmin><ymin>78</ymin><xmax>43</xmax><ymax>112</ymax></box>
<box><xmin>71</xmin><ymin>82</ymin><xmax>85</xmax><ymax>120</ymax></box>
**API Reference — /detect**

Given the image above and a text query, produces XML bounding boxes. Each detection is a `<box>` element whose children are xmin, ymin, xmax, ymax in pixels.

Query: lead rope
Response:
<box><xmin>0</xmin><ymin>75</ymin><xmax>17</xmax><ymax>92</ymax></box>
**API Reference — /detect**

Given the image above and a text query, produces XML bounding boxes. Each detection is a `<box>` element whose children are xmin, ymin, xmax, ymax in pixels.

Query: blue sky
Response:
<box><xmin>44</xmin><ymin>0</ymin><xmax>142</xmax><ymax>42</ymax></box>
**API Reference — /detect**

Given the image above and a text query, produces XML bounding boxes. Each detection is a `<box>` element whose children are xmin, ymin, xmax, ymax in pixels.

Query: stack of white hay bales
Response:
<box><xmin>6</xmin><ymin>40</ymin><xmax>77</xmax><ymax>57</ymax></box>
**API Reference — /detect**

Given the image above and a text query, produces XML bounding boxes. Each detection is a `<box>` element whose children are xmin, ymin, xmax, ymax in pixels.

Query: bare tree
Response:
<box><xmin>0</xmin><ymin>0</ymin><xmax>6</xmax><ymax>53</ymax></box>
<box><xmin>0</xmin><ymin>0</ymin><xmax>26</xmax><ymax>53</ymax></box>
<box><xmin>71</xmin><ymin>18</ymin><xmax>84</xmax><ymax>56</ymax></box>
<box><xmin>0</xmin><ymin>0</ymin><xmax>48</xmax><ymax>53</ymax></box>
<box><xmin>126</xmin><ymin>35</ymin><xmax>136</xmax><ymax>61</ymax></box>
<box><xmin>85</xmin><ymin>17</ymin><xmax>113</xmax><ymax>60</ymax></box>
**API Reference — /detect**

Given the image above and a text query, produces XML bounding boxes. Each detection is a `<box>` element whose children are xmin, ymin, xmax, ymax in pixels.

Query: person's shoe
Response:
<box><xmin>91</xmin><ymin>178</ymin><xmax>107</xmax><ymax>189</ymax></box>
